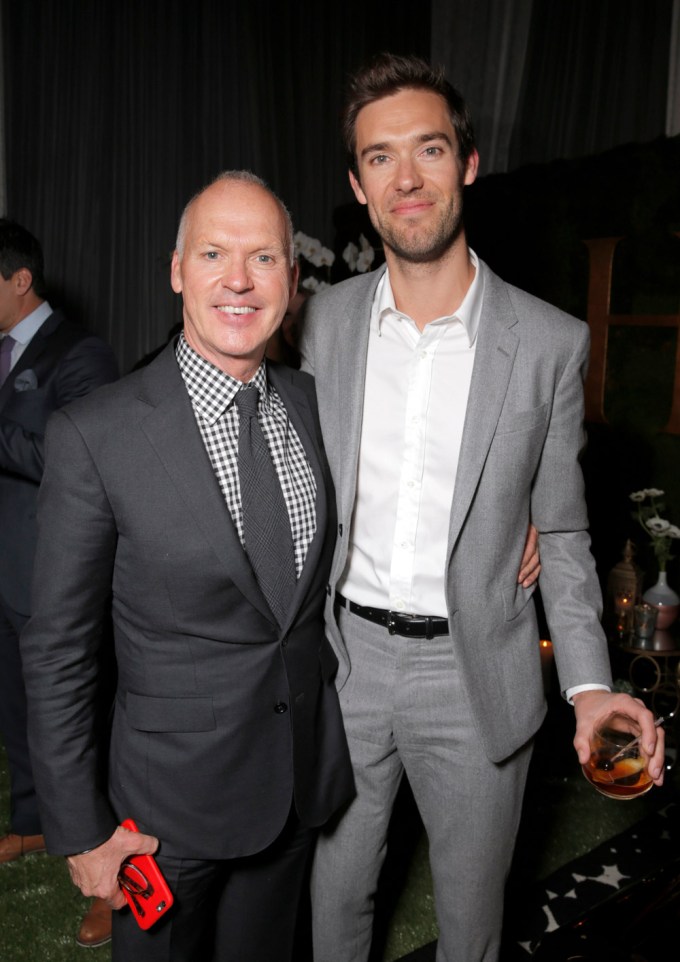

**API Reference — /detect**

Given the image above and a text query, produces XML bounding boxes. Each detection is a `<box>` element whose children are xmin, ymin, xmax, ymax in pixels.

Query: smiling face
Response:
<box><xmin>170</xmin><ymin>179</ymin><xmax>298</xmax><ymax>381</ymax></box>
<box><xmin>349</xmin><ymin>88</ymin><xmax>479</xmax><ymax>266</ymax></box>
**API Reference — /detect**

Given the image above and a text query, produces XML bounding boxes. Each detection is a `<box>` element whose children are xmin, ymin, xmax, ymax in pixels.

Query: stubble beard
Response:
<box><xmin>370</xmin><ymin>195</ymin><xmax>465</xmax><ymax>265</ymax></box>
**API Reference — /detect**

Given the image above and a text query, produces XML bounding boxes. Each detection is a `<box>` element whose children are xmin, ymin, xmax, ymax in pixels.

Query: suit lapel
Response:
<box><xmin>138</xmin><ymin>344</ymin><xmax>272</xmax><ymax>621</ymax></box>
<box><xmin>0</xmin><ymin>311</ymin><xmax>62</xmax><ymax>408</ymax></box>
<box><xmin>447</xmin><ymin>267</ymin><xmax>519</xmax><ymax>554</ymax></box>
<box><xmin>334</xmin><ymin>267</ymin><xmax>385</xmax><ymax>523</ymax></box>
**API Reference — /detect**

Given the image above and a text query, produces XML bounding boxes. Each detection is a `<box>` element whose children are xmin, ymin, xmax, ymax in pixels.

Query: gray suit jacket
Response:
<box><xmin>300</xmin><ymin>259</ymin><xmax>612</xmax><ymax>764</ymax></box>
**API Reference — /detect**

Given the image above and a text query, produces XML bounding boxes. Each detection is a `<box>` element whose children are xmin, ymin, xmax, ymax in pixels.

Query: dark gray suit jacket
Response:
<box><xmin>0</xmin><ymin>309</ymin><xmax>119</xmax><ymax>614</ymax></box>
<box><xmin>21</xmin><ymin>342</ymin><xmax>353</xmax><ymax>858</ymax></box>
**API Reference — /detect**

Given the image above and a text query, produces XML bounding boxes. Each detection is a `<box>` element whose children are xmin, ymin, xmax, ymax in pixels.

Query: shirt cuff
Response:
<box><xmin>564</xmin><ymin>683</ymin><xmax>611</xmax><ymax>705</ymax></box>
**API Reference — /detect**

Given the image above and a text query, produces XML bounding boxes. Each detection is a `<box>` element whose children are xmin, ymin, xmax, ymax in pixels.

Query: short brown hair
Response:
<box><xmin>341</xmin><ymin>52</ymin><xmax>476</xmax><ymax>177</ymax></box>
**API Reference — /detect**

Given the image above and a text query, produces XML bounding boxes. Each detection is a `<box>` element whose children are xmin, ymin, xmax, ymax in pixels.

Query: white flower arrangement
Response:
<box><xmin>294</xmin><ymin>231</ymin><xmax>334</xmax><ymax>293</ymax></box>
<box><xmin>629</xmin><ymin>488</ymin><xmax>680</xmax><ymax>572</ymax></box>
<box><xmin>293</xmin><ymin>229</ymin><xmax>377</xmax><ymax>293</ymax></box>
<box><xmin>342</xmin><ymin>233</ymin><xmax>376</xmax><ymax>274</ymax></box>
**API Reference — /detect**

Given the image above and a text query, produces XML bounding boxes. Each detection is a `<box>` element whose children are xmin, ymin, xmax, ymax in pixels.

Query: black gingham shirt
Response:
<box><xmin>176</xmin><ymin>335</ymin><xmax>317</xmax><ymax>577</ymax></box>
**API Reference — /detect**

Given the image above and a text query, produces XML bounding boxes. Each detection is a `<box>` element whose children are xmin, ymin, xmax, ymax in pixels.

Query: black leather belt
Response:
<box><xmin>335</xmin><ymin>593</ymin><xmax>449</xmax><ymax>639</ymax></box>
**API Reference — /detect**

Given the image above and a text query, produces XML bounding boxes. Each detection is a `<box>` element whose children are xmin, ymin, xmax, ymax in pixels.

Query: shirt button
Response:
<box><xmin>274</xmin><ymin>702</ymin><xmax>288</xmax><ymax>714</ymax></box>
<box><xmin>393</xmin><ymin>599</ymin><xmax>406</xmax><ymax>611</ymax></box>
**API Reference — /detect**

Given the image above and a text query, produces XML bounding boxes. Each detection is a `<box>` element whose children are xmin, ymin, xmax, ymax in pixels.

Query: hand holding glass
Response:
<box><xmin>582</xmin><ymin>711</ymin><xmax>655</xmax><ymax>799</ymax></box>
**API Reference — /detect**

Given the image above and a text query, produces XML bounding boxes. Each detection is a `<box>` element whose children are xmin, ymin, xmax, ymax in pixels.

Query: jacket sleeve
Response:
<box><xmin>20</xmin><ymin>407</ymin><xmax>120</xmax><ymax>854</ymax></box>
<box><xmin>0</xmin><ymin>336</ymin><xmax>119</xmax><ymax>482</ymax></box>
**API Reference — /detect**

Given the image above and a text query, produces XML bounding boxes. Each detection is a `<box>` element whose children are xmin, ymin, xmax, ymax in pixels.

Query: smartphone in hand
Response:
<box><xmin>118</xmin><ymin>818</ymin><xmax>174</xmax><ymax>929</ymax></box>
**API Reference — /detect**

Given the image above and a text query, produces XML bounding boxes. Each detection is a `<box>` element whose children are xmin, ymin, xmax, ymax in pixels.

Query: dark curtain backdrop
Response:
<box><xmin>3</xmin><ymin>0</ymin><xmax>429</xmax><ymax>372</ymax></box>
<box><xmin>3</xmin><ymin>0</ymin><xmax>675</xmax><ymax>372</ymax></box>
<box><xmin>509</xmin><ymin>0</ymin><xmax>673</xmax><ymax>167</ymax></box>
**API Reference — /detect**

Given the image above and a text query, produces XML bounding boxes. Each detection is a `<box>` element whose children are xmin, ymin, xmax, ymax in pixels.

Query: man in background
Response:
<box><xmin>0</xmin><ymin>218</ymin><xmax>119</xmax><ymax>944</ymax></box>
<box><xmin>21</xmin><ymin>172</ymin><xmax>353</xmax><ymax>962</ymax></box>
<box><xmin>300</xmin><ymin>53</ymin><xmax>665</xmax><ymax>962</ymax></box>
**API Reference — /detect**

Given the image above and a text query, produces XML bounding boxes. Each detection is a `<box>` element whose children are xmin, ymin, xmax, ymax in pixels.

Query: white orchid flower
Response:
<box><xmin>356</xmin><ymin>249</ymin><xmax>374</xmax><ymax>273</ymax></box>
<box><xmin>294</xmin><ymin>231</ymin><xmax>313</xmax><ymax>259</ymax></box>
<box><xmin>343</xmin><ymin>242</ymin><xmax>359</xmax><ymax>272</ymax></box>
<box><xmin>317</xmin><ymin>246</ymin><xmax>335</xmax><ymax>267</ymax></box>
<box><xmin>305</xmin><ymin>238</ymin><xmax>325</xmax><ymax>267</ymax></box>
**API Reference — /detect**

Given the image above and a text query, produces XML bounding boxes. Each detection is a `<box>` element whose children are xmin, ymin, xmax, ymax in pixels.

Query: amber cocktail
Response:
<box><xmin>582</xmin><ymin>712</ymin><xmax>653</xmax><ymax>800</ymax></box>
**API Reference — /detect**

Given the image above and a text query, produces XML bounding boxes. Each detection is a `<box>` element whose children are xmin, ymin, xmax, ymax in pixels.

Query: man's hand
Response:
<box><xmin>572</xmin><ymin>689</ymin><xmax>665</xmax><ymax>785</ymax></box>
<box><xmin>518</xmin><ymin>523</ymin><xmax>541</xmax><ymax>588</ymax></box>
<box><xmin>66</xmin><ymin>824</ymin><xmax>159</xmax><ymax>909</ymax></box>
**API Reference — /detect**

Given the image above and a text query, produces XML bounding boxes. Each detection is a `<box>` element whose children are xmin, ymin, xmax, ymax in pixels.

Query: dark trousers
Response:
<box><xmin>0</xmin><ymin>591</ymin><xmax>41</xmax><ymax>835</ymax></box>
<box><xmin>112</xmin><ymin>808</ymin><xmax>315</xmax><ymax>962</ymax></box>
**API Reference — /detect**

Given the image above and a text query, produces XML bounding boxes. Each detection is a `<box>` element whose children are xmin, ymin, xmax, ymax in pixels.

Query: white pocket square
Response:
<box><xmin>14</xmin><ymin>369</ymin><xmax>38</xmax><ymax>392</ymax></box>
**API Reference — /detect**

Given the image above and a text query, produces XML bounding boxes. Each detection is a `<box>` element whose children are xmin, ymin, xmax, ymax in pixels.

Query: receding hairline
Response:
<box><xmin>174</xmin><ymin>170</ymin><xmax>295</xmax><ymax>266</ymax></box>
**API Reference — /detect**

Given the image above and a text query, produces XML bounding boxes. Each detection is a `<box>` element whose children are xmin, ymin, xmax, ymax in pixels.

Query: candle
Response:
<box><xmin>614</xmin><ymin>591</ymin><xmax>634</xmax><ymax>634</ymax></box>
<box><xmin>539</xmin><ymin>639</ymin><xmax>553</xmax><ymax>692</ymax></box>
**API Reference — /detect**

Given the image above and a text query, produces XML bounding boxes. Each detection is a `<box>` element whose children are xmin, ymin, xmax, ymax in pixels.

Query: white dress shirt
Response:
<box><xmin>3</xmin><ymin>300</ymin><xmax>53</xmax><ymax>368</ymax></box>
<box><xmin>338</xmin><ymin>252</ymin><xmax>482</xmax><ymax>618</ymax></box>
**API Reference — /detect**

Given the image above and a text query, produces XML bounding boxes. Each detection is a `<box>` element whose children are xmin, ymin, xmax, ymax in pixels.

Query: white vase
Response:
<box><xmin>642</xmin><ymin>571</ymin><xmax>680</xmax><ymax>630</ymax></box>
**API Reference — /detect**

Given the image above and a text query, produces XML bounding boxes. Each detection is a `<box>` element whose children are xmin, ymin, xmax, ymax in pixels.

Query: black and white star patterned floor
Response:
<box><xmin>506</xmin><ymin>799</ymin><xmax>680</xmax><ymax>958</ymax></box>
<box><xmin>397</xmin><ymin>800</ymin><xmax>680</xmax><ymax>962</ymax></box>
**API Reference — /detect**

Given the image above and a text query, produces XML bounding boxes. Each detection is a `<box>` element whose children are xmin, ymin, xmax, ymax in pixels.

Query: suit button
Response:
<box><xmin>281</xmin><ymin>637</ymin><xmax>288</xmax><ymax>648</ymax></box>
<box><xmin>274</xmin><ymin>702</ymin><xmax>288</xmax><ymax>714</ymax></box>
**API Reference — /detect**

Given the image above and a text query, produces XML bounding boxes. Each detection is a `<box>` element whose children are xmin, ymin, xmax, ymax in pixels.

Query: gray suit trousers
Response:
<box><xmin>311</xmin><ymin>605</ymin><xmax>533</xmax><ymax>962</ymax></box>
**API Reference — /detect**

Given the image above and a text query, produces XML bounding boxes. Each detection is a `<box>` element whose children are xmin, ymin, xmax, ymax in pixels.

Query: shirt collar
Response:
<box><xmin>175</xmin><ymin>332</ymin><xmax>269</xmax><ymax>425</ymax></box>
<box><xmin>7</xmin><ymin>301</ymin><xmax>53</xmax><ymax>345</ymax></box>
<box><xmin>372</xmin><ymin>249</ymin><xmax>483</xmax><ymax>347</ymax></box>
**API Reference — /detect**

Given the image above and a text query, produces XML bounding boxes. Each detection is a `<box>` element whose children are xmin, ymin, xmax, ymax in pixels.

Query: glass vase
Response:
<box><xmin>642</xmin><ymin>571</ymin><xmax>680</xmax><ymax>629</ymax></box>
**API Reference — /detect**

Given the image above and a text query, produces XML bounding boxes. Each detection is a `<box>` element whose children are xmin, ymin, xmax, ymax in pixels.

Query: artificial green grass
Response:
<box><xmin>2</xmin><ymin>683</ymin><xmax>677</xmax><ymax>961</ymax></box>
<box><xmin>0</xmin><ymin>743</ymin><xmax>110</xmax><ymax>959</ymax></box>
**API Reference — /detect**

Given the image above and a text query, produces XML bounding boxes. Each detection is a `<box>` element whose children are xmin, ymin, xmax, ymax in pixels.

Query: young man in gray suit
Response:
<box><xmin>299</xmin><ymin>53</ymin><xmax>665</xmax><ymax>962</ymax></box>
<box><xmin>21</xmin><ymin>172</ymin><xmax>353</xmax><ymax>962</ymax></box>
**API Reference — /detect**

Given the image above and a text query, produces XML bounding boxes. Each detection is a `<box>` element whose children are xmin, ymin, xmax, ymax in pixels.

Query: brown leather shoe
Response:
<box><xmin>0</xmin><ymin>832</ymin><xmax>46</xmax><ymax>864</ymax></box>
<box><xmin>76</xmin><ymin>897</ymin><xmax>112</xmax><ymax>948</ymax></box>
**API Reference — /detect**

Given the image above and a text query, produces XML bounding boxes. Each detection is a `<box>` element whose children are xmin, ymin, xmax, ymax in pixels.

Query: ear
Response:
<box><xmin>349</xmin><ymin>170</ymin><xmax>367</xmax><ymax>206</ymax></box>
<box><xmin>170</xmin><ymin>250</ymin><xmax>182</xmax><ymax>294</ymax></box>
<box><xmin>14</xmin><ymin>267</ymin><xmax>34</xmax><ymax>296</ymax></box>
<box><xmin>464</xmin><ymin>149</ymin><xmax>480</xmax><ymax>187</ymax></box>
<box><xmin>289</xmin><ymin>258</ymin><xmax>300</xmax><ymax>301</ymax></box>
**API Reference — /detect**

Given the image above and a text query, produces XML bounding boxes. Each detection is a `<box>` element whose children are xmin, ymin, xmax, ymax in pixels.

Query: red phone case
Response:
<box><xmin>119</xmin><ymin>818</ymin><xmax>174</xmax><ymax>929</ymax></box>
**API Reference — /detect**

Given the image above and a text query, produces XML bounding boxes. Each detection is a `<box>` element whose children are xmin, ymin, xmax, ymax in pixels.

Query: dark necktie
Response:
<box><xmin>0</xmin><ymin>335</ymin><xmax>15</xmax><ymax>387</ymax></box>
<box><xmin>235</xmin><ymin>387</ymin><xmax>296</xmax><ymax>625</ymax></box>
